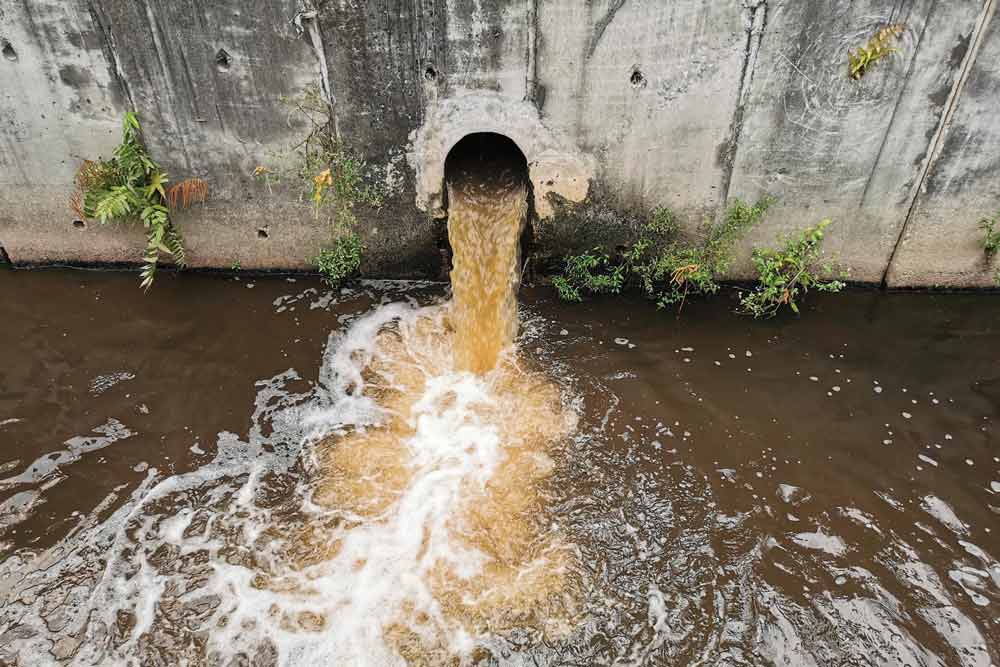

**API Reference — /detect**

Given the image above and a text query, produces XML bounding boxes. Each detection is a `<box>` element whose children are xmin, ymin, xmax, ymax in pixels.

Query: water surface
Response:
<box><xmin>1</xmin><ymin>269</ymin><xmax>997</xmax><ymax>665</ymax></box>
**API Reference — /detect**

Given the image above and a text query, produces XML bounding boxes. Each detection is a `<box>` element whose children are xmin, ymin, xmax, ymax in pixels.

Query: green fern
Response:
<box><xmin>73</xmin><ymin>113</ymin><xmax>206</xmax><ymax>290</ymax></box>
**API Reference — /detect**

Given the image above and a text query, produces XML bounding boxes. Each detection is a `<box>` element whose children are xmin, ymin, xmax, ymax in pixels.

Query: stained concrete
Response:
<box><xmin>2</xmin><ymin>0</ymin><xmax>999</xmax><ymax>286</ymax></box>
<box><xmin>886</xmin><ymin>1</ymin><xmax>1000</xmax><ymax>287</ymax></box>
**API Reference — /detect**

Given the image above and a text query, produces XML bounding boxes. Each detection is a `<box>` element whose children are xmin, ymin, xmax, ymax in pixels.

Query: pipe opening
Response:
<box><xmin>441</xmin><ymin>133</ymin><xmax>534</xmax><ymax>280</ymax></box>
<box><xmin>443</xmin><ymin>133</ymin><xmax>531</xmax><ymax>216</ymax></box>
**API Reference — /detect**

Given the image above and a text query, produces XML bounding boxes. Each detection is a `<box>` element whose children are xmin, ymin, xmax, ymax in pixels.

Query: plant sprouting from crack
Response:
<box><xmin>980</xmin><ymin>211</ymin><xmax>1000</xmax><ymax>286</ymax></box>
<box><xmin>738</xmin><ymin>219</ymin><xmax>846</xmax><ymax>318</ymax></box>
<box><xmin>315</xmin><ymin>232</ymin><xmax>363</xmax><ymax>287</ymax></box>
<box><xmin>71</xmin><ymin>112</ymin><xmax>208</xmax><ymax>289</ymax></box>
<box><xmin>253</xmin><ymin>84</ymin><xmax>383</xmax><ymax>285</ymax></box>
<box><xmin>849</xmin><ymin>24</ymin><xmax>905</xmax><ymax>80</ymax></box>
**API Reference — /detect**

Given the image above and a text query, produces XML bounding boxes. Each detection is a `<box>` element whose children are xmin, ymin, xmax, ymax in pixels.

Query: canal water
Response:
<box><xmin>1</xmin><ymin>268</ymin><xmax>997</xmax><ymax>665</ymax></box>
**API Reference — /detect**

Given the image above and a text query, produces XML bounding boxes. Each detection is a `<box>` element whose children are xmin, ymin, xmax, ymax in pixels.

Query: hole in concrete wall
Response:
<box><xmin>423</xmin><ymin>66</ymin><xmax>437</xmax><ymax>81</ymax></box>
<box><xmin>630</xmin><ymin>67</ymin><xmax>645</xmax><ymax>87</ymax></box>
<box><xmin>72</xmin><ymin>219</ymin><xmax>86</xmax><ymax>230</ymax></box>
<box><xmin>0</xmin><ymin>246</ymin><xmax>10</xmax><ymax>265</ymax></box>
<box><xmin>2</xmin><ymin>41</ymin><xmax>17</xmax><ymax>62</ymax></box>
<box><xmin>257</xmin><ymin>227</ymin><xmax>269</xmax><ymax>239</ymax></box>
<box><xmin>215</xmin><ymin>48</ymin><xmax>231</xmax><ymax>72</ymax></box>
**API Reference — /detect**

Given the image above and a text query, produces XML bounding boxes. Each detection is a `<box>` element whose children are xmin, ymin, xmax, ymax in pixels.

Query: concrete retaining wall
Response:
<box><xmin>1</xmin><ymin>0</ymin><xmax>998</xmax><ymax>286</ymax></box>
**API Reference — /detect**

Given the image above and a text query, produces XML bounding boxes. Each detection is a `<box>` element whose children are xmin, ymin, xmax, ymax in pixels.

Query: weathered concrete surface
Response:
<box><xmin>887</xmin><ymin>1</ymin><xmax>1000</xmax><ymax>287</ymax></box>
<box><xmin>0</xmin><ymin>0</ymin><xmax>122</xmax><ymax>263</ymax></box>
<box><xmin>727</xmin><ymin>0</ymin><xmax>987</xmax><ymax>283</ymax></box>
<box><xmin>2</xmin><ymin>0</ymin><xmax>1000</xmax><ymax>286</ymax></box>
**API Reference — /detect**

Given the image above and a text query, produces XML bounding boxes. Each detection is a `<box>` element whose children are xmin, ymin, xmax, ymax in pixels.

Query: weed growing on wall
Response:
<box><xmin>979</xmin><ymin>212</ymin><xmax>1000</xmax><ymax>286</ymax></box>
<box><xmin>551</xmin><ymin>249</ymin><xmax>627</xmax><ymax>302</ymax></box>
<box><xmin>71</xmin><ymin>112</ymin><xmax>207</xmax><ymax>289</ymax></box>
<box><xmin>315</xmin><ymin>232</ymin><xmax>363</xmax><ymax>287</ymax></box>
<box><xmin>635</xmin><ymin>198</ymin><xmax>773</xmax><ymax>311</ymax></box>
<box><xmin>553</xmin><ymin>198</ymin><xmax>773</xmax><ymax>312</ymax></box>
<box><xmin>980</xmin><ymin>213</ymin><xmax>1000</xmax><ymax>255</ymax></box>
<box><xmin>254</xmin><ymin>84</ymin><xmax>382</xmax><ymax>282</ymax></box>
<box><xmin>738</xmin><ymin>220</ymin><xmax>845</xmax><ymax>318</ymax></box>
<box><xmin>848</xmin><ymin>24</ymin><xmax>905</xmax><ymax>80</ymax></box>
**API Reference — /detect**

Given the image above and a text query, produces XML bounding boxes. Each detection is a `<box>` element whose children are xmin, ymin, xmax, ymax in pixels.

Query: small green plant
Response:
<box><xmin>230</xmin><ymin>259</ymin><xmax>242</xmax><ymax>271</ymax></box>
<box><xmin>71</xmin><ymin>112</ymin><xmax>207</xmax><ymax>289</ymax></box>
<box><xmin>633</xmin><ymin>197</ymin><xmax>774</xmax><ymax>311</ymax></box>
<box><xmin>553</xmin><ymin>198</ymin><xmax>772</xmax><ymax>312</ymax></box>
<box><xmin>980</xmin><ymin>212</ymin><xmax>1000</xmax><ymax>256</ymax></box>
<box><xmin>849</xmin><ymin>24</ymin><xmax>905</xmax><ymax>80</ymax></box>
<box><xmin>552</xmin><ymin>248</ymin><xmax>627</xmax><ymax>302</ymax></box>
<box><xmin>315</xmin><ymin>232</ymin><xmax>363</xmax><ymax>287</ymax></box>
<box><xmin>738</xmin><ymin>219</ymin><xmax>845</xmax><ymax>318</ymax></box>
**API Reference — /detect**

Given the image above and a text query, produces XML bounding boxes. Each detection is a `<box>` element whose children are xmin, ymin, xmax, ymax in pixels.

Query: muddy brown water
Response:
<box><xmin>1</xmin><ymin>268</ymin><xmax>998</xmax><ymax>665</ymax></box>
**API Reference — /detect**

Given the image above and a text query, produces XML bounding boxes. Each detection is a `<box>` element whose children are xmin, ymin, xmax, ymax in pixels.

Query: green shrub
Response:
<box><xmin>552</xmin><ymin>248</ymin><xmax>627</xmax><ymax>302</ymax></box>
<box><xmin>552</xmin><ymin>198</ymin><xmax>772</xmax><ymax>312</ymax></box>
<box><xmin>738</xmin><ymin>219</ymin><xmax>845</xmax><ymax>318</ymax></box>
<box><xmin>315</xmin><ymin>232</ymin><xmax>363</xmax><ymax>287</ymax></box>
<box><xmin>72</xmin><ymin>112</ymin><xmax>207</xmax><ymax>290</ymax></box>
<box><xmin>634</xmin><ymin>197</ymin><xmax>773</xmax><ymax>310</ymax></box>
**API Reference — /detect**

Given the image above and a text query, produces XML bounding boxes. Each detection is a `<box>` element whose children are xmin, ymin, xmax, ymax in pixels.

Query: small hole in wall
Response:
<box><xmin>215</xmin><ymin>48</ymin><xmax>231</xmax><ymax>72</ymax></box>
<box><xmin>2</xmin><ymin>41</ymin><xmax>17</xmax><ymax>62</ymax></box>
<box><xmin>630</xmin><ymin>68</ymin><xmax>645</xmax><ymax>87</ymax></box>
<box><xmin>257</xmin><ymin>228</ymin><xmax>269</xmax><ymax>239</ymax></box>
<box><xmin>72</xmin><ymin>219</ymin><xmax>86</xmax><ymax>229</ymax></box>
<box><xmin>424</xmin><ymin>66</ymin><xmax>437</xmax><ymax>81</ymax></box>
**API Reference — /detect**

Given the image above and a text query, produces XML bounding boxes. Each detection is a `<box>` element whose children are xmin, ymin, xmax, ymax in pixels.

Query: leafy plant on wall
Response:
<box><xmin>71</xmin><ymin>112</ymin><xmax>208</xmax><ymax>289</ymax></box>
<box><xmin>253</xmin><ymin>84</ymin><xmax>384</xmax><ymax>287</ymax></box>
<box><xmin>738</xmin><ymin>219</ymin><xmax>846</xmax><ymax>318</ymax></box>
<box><xmin>848</xmin><ymin>24</ymin><xmax>905</xmax><ymax>80</ymax></box>
<box><xmin>980</xmin><ymin>211</ymin><xmax>1000</xmax><ymax>285</ymax></box>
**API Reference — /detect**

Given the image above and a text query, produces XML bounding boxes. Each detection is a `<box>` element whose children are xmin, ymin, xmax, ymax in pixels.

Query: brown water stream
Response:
<box><xmin>1</xmin><ymin>264</ymin><xmax>998</xmax><ymax>665</ymax></box>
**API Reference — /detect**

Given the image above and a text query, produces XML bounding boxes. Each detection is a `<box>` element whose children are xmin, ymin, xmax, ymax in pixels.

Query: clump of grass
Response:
<box><xmin>739</xmin><ymin>219</ymin><xmax>846</xmax><ymax>318</ymax></box>
<box><xmin>71</xmin><ymin>112</ymin><xmax>208</xmax><ymax>289</ymax></box>
<box><xmin>315</xmin><ymin>232</ymin><xmax>363</xmax><ymax>287</ymax></box>
<box><xmin>849</xmin><ymin>24</ymin><xmax>905</xmax><ymax>80</ymax></box>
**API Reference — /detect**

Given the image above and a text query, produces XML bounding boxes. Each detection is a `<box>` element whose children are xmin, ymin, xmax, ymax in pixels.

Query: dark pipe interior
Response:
<box><xmin>440</xmin><ymin>133</ymin><xmax>535</xmax><ymax>280</ymax></box>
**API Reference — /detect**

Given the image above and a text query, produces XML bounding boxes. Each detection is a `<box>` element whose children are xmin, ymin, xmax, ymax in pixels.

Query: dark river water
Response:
<box><xmin>1</xmin><ymin>268</ymin><xmax>997</xmax><ymax>665</ymax></box>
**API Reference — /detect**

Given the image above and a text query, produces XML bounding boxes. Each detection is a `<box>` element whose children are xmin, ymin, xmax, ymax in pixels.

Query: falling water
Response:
<box><xmin>445</xmin><ymin>136</ymin><xmax>528</xmax><ymax>374</ymax></box>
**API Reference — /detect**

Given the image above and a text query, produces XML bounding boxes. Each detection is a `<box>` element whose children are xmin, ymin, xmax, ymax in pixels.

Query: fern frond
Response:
<box><xmin>139</xmin><ymin>203</ymin><xmax>169</xmax><ymax>231</ymax></box>
<box><xmin>70</xmin><ymin>191</ymin><xmax>85</xmax><ymax>219</ymax></box>
<box><xmin>94</xmin><ymin>185</ymin><xmax>140</xmax><ymax>224</ymax></box>
<box><xmin>139</xmin><ymin>242</ymin><xmax>159</xmax><ymax>291</ymax></box>
<box><xmin>849</xmin><ymin>24</ymin><xmax>905</xmax><ymax>80</ymax></box>
<box><xmin>166</xmin><ymin>178</ymin><xmax>209</xmax><ymax>209</ymax></box>
<box><xmin>164</xmin><ymin>225</ymin><xmax>187</xmax><ymax>268</ymax></box>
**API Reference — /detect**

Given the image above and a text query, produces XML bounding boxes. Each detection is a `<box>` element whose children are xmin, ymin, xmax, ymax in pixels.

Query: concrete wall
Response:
<box><xmin>1</xmin><ymin>0</ymin><xmax>998</xmax><ymax>286</ymax></box>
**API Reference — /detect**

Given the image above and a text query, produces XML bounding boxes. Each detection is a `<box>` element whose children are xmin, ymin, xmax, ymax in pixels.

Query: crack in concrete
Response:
<box><xmin>293</xmin><ymin>2</ymin><xmax>340</xmax><ymax>142</ymax></box>
<box><xmin>86</xmin><ymin>0</ymin><xmax>137</xmax><ymax>113</ymax></box>
<box><xmin>719</xmin><ymin>0</ymin><xmax>768</xmax><ymax>211</ymax></box>
<box><xmin>588</xmin><ymin>0</ymin><xmax>627</xmax><ymax>58</ymax></box>
<box><xmin>882</xmin><ymin>0</ymin><xmax>997</xmax><ymax>287</ymax></box>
